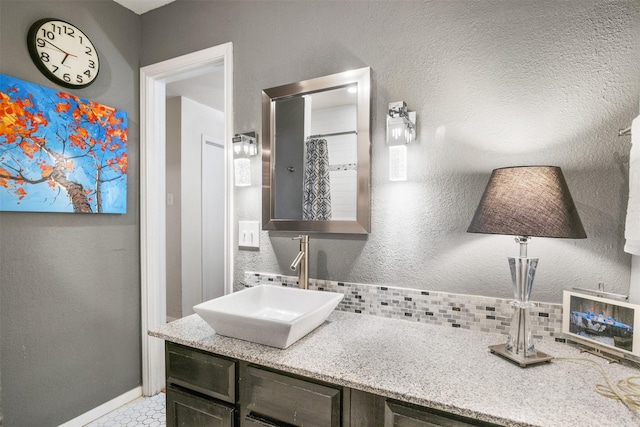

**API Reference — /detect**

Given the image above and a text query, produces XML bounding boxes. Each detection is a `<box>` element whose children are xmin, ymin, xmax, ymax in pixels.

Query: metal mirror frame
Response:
<box><xmin>262</xmin><ymin>67</ymin><xmax>371</xmax><ymax>234</ymax></box>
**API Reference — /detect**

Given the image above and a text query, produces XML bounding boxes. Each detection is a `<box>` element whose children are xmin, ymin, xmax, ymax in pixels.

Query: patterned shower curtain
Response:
<box><xmin>302</xmin><ymin>137</ymin><xmax>332</xmax><ymax>220</ymax></box>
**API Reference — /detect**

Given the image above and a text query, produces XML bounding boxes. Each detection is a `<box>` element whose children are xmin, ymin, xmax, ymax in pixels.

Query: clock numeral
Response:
<box><xmin>79</xmin><ymin>36</ymin><xmax>84</xmax><ymax>44</ymax></box>
<box><xmin>49</xmin><ymin>23</ymin><xmax>75</xmax><ymax>38</ymax></box>
<box><xmin>88</xmin><ymin>60</ymin><xmax>96</xmax><ymax>69</ymax></box>
<box><xmin>52</xmin><ymin>65</ymin><xmax>59</xmax><ymax>73</ymax></box>
<box><xmin>40</xmin><ymin>52</ymin><xmax>50</xmax><ymax>62</ymax></box>
<box><xmin>63</xmin><ymin>73</ymin><xmax>71</xmax><ymax>83</ymax></box>
<box><xmin>85</xmin><ymin>46</ymin><xmax>93</xmax><ymax>56</ymax></box>
<box><xmin>76</xmin><ymin>75</ymin><xmax>84</xmax><ymax>84</ymax></box>
<box><xmin>84</xmin><ymin>70</ymin><xmax>92</xmax><ymax>78</ymax></box>
<box><xmin>36</xmin><ymin>38</ymin><xmax>46</xmax><ymax>48</ymax></box>
<box><xmin>40</xmin><ymin>29</ymin><xmax>55</xmax><ymax>40</ymax></box>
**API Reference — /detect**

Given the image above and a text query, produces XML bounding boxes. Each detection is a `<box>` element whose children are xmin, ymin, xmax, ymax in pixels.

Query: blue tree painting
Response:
<box><xmin>0</xmin><ymin>74</ymin><xmax>127</xmax><ymax>213</ymax></box>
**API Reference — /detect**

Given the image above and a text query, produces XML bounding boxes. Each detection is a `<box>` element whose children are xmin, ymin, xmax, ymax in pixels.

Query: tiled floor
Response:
<box><xmin>85</xmin><ymin>393</ymin><xmax>166</xmax><ymax>427</ymax></box>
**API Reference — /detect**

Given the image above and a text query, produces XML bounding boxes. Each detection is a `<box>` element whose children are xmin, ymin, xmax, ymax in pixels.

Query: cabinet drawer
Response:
<box><xmin>240</xmin><ymin>364</ymin><xmax>341</xmax><ymax>427</ymax></box>
<box><xmin>385</xmin><ymin>400</ymin><xmax>498</xmax><ymax>427</ymax></box>
<box><xmin>167</xmin><ymin>386</ymin><xmax>235</xmax><ymax>427</ymax></box>
<box><xmin>166</xmin><ymin>342</ymin><xmax>236</xmax><ymax>403</ymax></box>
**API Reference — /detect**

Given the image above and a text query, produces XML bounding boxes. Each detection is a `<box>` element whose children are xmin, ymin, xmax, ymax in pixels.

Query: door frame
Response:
<box><xmin>201</xmin><ymin>134</ymin><xmax>226</xmax><ymax>302</ymax></box>
<box><xmin>140</xmin><ymin>43</ymin><xmax>234</xmax><ymax>396</ymax></box>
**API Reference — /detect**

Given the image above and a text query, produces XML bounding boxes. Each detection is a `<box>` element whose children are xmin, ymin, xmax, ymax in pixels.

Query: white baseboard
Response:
<box><xmin>58</xmin><ymin>386</ymin><xmax>142</xmax><ymax>427</ymax></box>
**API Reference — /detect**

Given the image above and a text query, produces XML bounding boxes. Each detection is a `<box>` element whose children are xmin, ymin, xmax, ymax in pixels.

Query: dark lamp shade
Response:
<box><xmin>467</xmin><ymin>166</ymin><xmax>587</xmax><ymax>239</ymax></box>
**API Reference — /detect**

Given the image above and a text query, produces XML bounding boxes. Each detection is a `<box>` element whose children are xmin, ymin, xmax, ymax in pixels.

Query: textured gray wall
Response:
<box><xmin>0</xmin><ymin>1</ymin><xmax>635</xmax><ymax>425</ymax></box>
<box><xmin>142</xmin><ymin>0</ymin><xmax>640</xmax><ymax>303</ymax></box>
<box><xmin>0</xmin><ymin>2</ymin><xmax>141</xmax><ymax>426</ymax></box>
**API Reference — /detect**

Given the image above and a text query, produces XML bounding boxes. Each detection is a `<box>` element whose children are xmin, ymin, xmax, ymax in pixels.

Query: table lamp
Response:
<box><xmin>467</xmin><ymin>166</ymin><xmax>587</xmax><ymax>367</ymax></box>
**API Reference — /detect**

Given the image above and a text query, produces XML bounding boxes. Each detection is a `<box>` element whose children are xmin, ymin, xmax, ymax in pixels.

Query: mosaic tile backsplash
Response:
<box><xmin>241</xmin><ymin>272</ymin><xmax>563</xmax><ymax>341</ymax></box>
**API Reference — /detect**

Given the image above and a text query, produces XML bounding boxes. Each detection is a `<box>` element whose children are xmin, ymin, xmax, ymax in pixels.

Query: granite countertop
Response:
<box><xmin>150</xmin><ymin>311</ymin><xmax>640</xmax><ymax>426</ymax></box>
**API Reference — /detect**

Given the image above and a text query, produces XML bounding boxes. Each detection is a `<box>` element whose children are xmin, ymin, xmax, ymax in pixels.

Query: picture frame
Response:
<box><xmin>0</xmin><ymin>73</ymin><xmax>127</xmax><ymax>214</ymax></box>
<box><xmin>562</xmin><ymin>290</ymin><xmax>640</xmax><ymax>358</ymax></box>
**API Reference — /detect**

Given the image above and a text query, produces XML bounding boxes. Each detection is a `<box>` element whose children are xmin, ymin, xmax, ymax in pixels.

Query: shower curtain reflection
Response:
<box><xmin>302</xmin><ymin>137</ymin><xmax>332</xmax><ymax>220</ymax></box>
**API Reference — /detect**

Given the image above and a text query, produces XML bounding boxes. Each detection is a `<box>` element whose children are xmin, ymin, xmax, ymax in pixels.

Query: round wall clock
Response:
<box><xmin>27</xmin><ymin>18</ymin><xmax>100</xmax><ymax>89</ymax></box>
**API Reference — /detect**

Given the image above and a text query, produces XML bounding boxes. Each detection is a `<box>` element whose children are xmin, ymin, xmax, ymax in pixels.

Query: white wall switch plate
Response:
<box><xmin>238</xmin><ymin>221</ymin><xmax>260</xmax><ymax>248</ymax></box>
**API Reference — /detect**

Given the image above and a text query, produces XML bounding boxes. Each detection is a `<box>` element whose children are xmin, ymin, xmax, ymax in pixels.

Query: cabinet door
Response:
<box><xmin>240</xmin><ymin>364</ymin><xmax>341</xmax><ymax>427</ymax></box>
<box><xmin>349</xmin><ymin>389</ymin><xmax>385</xmax><ymax>427</ymax></box>
<box><xmin>385</xmin><ymin>401</ymin><xmax>497</xmax><ymax>427</ymax></box>
<box><xmin>166</xmin><ymin>342</ymin><xmax>236</xmax><ymax>403</ymax></box>
<box><xmin>167</xmin><ymin>386</ymin><xmax>235</xmax><ymax>427</ymax></box>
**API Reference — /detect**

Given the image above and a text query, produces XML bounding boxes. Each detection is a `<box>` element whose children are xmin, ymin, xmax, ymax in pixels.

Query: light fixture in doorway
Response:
<box><xmin>233</xmin><ymin>131</ymin><xmax>258</xmax><ymax>186</ymax></box>
<box><xmin>387</xmin><ymin>101</ymin><xmax>416</xmax><ymax>181</ymax></box>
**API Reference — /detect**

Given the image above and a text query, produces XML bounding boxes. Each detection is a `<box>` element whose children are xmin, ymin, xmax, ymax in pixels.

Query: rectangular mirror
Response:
<box><xmin>262</xmin><ymin>67</ymin><xmax>371</xmax><ymax>234</ymax></box>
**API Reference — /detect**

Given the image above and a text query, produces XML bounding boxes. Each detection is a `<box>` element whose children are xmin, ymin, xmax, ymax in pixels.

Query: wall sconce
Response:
<box><xmin>386</xmin><ymin>101</ymin><xmax>416</xmax><ymax>181</ymax></box>
<box><xmin>233</xmin><ymin>132</ymin><xmax>258</xmax><ymax>187</ymax></box>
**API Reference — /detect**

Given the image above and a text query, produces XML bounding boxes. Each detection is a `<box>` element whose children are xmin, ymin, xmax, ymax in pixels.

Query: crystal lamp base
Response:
<box><xmin>489</xmin><ymin>249</ymin><xmax>554</xmax><ymax>367</ymax></box>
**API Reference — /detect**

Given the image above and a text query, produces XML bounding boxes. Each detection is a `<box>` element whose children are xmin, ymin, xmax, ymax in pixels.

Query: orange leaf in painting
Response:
<box><xmin>116</xmin><ymin>152</ymin><xmax>127</xmax><ymax>174</ymax></box>
<box><xmin>39</xmin><ymin>164</ymin><xmax>53</xmax><ymax>177</ymax></box>
<box><xmin>15</xmin><ymin>187</ymin><xmax>27</xmax><ymax>200</ymax></box>
<box><xmin>56</xmin><ymin>102</ymin><xmax>71</xmax><ymax>113</ymax></box>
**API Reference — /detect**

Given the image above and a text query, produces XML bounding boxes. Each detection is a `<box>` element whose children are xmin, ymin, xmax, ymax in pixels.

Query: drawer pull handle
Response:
<box><xmin>246</xmin><ymin>412</ymin><xmax>296</xmax><ymax>427</ymax></box>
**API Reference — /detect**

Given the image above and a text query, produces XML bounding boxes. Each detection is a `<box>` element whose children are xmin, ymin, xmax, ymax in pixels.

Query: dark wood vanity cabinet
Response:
<box><xmin>239</xmin><ymin>364</ymin><xmax>342</xmax><ymax>426</ymax></box>
<box><xmin>165</xmin><ymin>342</ymin><xmax>342</xmax><ymax>427</ymax></box>
<box><xmin>165</xmin><ymin>342</ymin><xmax>496</xmax><ymax>427</ymax></box>
<box><xmin>166</xmin><ymin>386</ymin><xmax>235</xmax><ymax>426</ymax></box>
<box><xmin>349</xmin><ymin>391</ymin><xmax>498</xmax><ymax>427</ymax></box>
<box><xmin>382</xmin><ymin>399</ymin><xmax>499</xmax><ymax>427</ymax></box>
<box><xmin>165</xmin><ymin>342</ymin><xmax>237</xmax><ymax>426</ymax></box>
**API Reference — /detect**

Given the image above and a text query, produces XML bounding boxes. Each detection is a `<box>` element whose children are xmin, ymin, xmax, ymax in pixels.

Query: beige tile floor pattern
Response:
<box><xmin>84</xmin><ymin>393</ymin><xmax>165</xmax><ymax>427</ymax></box>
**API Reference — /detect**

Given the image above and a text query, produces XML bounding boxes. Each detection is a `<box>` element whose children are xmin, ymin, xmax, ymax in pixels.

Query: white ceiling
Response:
<box><xmin>113</xmin><ymin>0</ymin><xmax>176</xmax><ymax>15</ymax></box>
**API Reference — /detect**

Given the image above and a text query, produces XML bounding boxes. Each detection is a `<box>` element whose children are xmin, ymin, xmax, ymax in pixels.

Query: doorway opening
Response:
<box><xmin>140</xmin><ymin>43</ymin><xmax>233</xmax><ymax>396</ymax></box>
<box><xmin>165</xmin><ymin>73</ymin><xmax>226</xmax><ymax>322</ymax></box>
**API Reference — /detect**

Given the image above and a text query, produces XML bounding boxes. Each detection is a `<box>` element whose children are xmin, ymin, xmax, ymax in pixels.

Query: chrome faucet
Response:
<box><xmin>289</xmin><ymin>235</ymin><xmax>309</xmax><ymax>289</ymax></box>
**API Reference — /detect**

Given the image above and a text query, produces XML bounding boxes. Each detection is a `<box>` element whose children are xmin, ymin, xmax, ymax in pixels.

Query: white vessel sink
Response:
<box><xmin>193</xmin><ymin>285</ymin><xmax>343</xmax><ymax>349</ymax></box>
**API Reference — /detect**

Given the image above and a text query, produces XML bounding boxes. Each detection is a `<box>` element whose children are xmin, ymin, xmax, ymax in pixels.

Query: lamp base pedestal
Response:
<box><xmin>489</xmin><ymin>344</ymin><xmax>553</xmax><ymax>368</ymax></box>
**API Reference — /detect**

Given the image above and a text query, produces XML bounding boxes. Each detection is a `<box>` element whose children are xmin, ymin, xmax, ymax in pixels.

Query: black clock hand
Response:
<box><xmin>43</xmin><ymin>39</ymin><xmax>66</xmax><ymax>53</ymax></box>
<box><xmin>43</xmin><ymin>39</ymin><xmax>77</xmax><ymax>58</ymax></box>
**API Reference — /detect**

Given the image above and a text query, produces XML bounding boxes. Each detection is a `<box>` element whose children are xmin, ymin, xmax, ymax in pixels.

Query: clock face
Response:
<box><xmin>27</xmin><ymin>18</ymin><xmax>100</xmax><ymax>89</ymax></box>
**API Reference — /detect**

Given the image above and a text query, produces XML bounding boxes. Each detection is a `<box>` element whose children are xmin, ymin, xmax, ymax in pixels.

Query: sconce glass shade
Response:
<box><xmin>247</xmin><ymin>140</ymin><xmax>258</xmax><ymax>156</ymax></box>
<box><xmin>234</xmin><ymin>158</ymin><xmax>251</xmax><ymax>187</ymax></box>
<box><xmin>386</xmin><ymin>114</ymin><xmax>416</xmax><ymax>145</ymax></box>
<box><xmin>386</xmin><ymin>101</ymin><xmax>415</xmax><ymax>181</ymax></box>
<box><xmin>467</xmin><ymin>166</ymin><xmax>586</xmax><ymax>367</ymax></box>
<box><xmin>233</xmin><ymin>132</ymin><xmax>258</xmax><ymax>187</ymax></box>
<box><xmin>389</xmin><ymin>145</ymin><xmax>407</xmax><ymax>181</ymax></box>
<box><xmin>387</xmin><ymin>116</ymin><xmax>408</xmax><ymax>145</ymax></box>
<box><xmin>233</xmin><ymin>133</ymin><xmax>258</xmax><ymax>159</ymax></box>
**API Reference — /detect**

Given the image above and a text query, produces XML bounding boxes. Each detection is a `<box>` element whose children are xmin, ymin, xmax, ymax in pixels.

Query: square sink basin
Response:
<box><xmin>193</xmin><ymin>285</ymin><xmax>344</xmax><ymax>349</ymax></box>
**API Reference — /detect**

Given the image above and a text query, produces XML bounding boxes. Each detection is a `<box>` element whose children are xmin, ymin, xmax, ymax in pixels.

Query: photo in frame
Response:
<box><xmin>0</xmin><ymin>73</ymin><xmax>127</xmax><ymax>213</ymax></box>
<box><xmin>562</xmin><ymin>290</ymin><xmax>640</xmax><ymax>358</ymax></box>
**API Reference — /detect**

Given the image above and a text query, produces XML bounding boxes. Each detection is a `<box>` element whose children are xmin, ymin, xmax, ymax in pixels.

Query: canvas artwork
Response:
<box><xmin>0</xmin><ymin>73</ymin><xmax>127</xmax><ymax>213</ymax></box>
<box><xmin>563</xmin><ymin>290</ymin><xmax>640</xmax><ymax>357</ymax></box>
